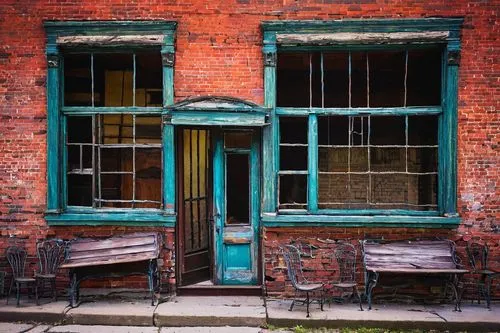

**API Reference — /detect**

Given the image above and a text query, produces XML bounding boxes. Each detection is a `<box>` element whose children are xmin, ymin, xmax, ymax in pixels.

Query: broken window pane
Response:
<box><xmin>407</xmin><ymin>49</ymin><xmax>441</xmax><ymax>106</ymax></box>
<box><xmin>67</xmin><ymin>175</ymin><xmax>92</xmax><ymax>206</ymax></box>
<box><xmin>279</xmin><ymin>174</ymin><xmax>307</xmax><ymax>209</ymax></box>
<box><xmin>351</xmin><ymin>52</ymin><xmax>368</xmax><ymax>107</ymax></box>
<box><xmin>323</xmin><ymin>52</ymin><xmax>349</xmax><ymax>107</ymax></box>
<box><xmin>369</xmin><ymin>51</ymin><xmax>406</xmax><ymax>107</ymax></box>
<box><xmin>64</xmin><ymin>54</ymin><xmax>92</xmax><ymax>106</ymax></box>
<box><xmin>94</xmin><ymin>53</ymin><xmax>134</xmax><ymax>107</ymax></box>
<box><xmin>277</xmin><ymin>53</ymin><xmax>310</xmax><ymax>107</ymax></box>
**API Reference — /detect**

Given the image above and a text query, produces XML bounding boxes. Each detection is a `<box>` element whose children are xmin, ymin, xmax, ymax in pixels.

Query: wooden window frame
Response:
<box><xmin>261</xmin><ymin>18</ymin><xmax>463</xmax><ymax>227</ymax></box>
<box><xmin>44</xmin><ymin>21</ymin><xmax>177</xmax><ymax>226</ymax></box>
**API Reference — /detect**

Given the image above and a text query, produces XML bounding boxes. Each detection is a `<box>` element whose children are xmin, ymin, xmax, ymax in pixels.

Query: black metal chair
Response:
<box><xmin>281</xmin><ymin>244</ymin><xmax>324</xmax><ymax>317</ymax></box>
<box><xmin>331</xmin><ymin>242</ymin><xmax>363</xmax><ymax>311</ymax></box>
<box><xmin>466</xmin><ymin>241</ymin><xmax>499</xmax><ymax>310</ymax></box>
<box><xmin>35</xmin><ymin>239</ymin><xmax>65</xmax><ymax>303</ymax></box>
<box><xmin>6</xmin><ymin>246</ymin><xmax>38</xmax><ymax>306</ymax></box>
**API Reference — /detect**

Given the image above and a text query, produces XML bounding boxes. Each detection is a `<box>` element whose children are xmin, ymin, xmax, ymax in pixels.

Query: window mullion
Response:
<box><xmin>308</xmin><ymin>114</ymin><xmax>318</xmax><ymax>212</ymax></box>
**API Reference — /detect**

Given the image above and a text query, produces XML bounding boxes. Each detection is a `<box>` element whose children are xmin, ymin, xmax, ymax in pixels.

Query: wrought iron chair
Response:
<box><xmin>331</xmin><ymin>242</ymin><xmax>363</xmax><ymax>311</ymax></box>
<box><xmin>35</xmin><ymin>239</ymin><xmax>66</xmax><ymax>303</ymax></box>
<box><xmin>5</xmin><ymin>246</ymin><xmax>38</xmax><ymax>306</ymax></box>
<box><xmin>466</xmin><ymin>241</ymin><xmax>499</xmax><ymax>310</ymax></box>
<box><xmin>281</xmin><ymin>244</ymin><xmax>324</xmax><ymax>317</ymax></box>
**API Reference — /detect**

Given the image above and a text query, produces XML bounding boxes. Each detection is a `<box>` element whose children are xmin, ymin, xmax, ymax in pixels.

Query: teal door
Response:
<box><xmin>213</xmin><ymin>130</ymin><xmax>260</xmax><ymax>285</ymax></box>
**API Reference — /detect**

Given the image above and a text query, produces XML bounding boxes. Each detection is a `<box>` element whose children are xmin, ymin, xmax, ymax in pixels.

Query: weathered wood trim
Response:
<box><xmin>45</xmin><ymin>212</ymin><xmax>176</xmax><ymax>226</ymax></box>
<box><xmin>62</xmin><ymin>106</ymin><xmax>163</xmax><ymax>114</ymax></box>
<box><xmin>308</xmin><ymin>115</ymin><xmax>318</xmax><ymax>211</ymax></box>
<box><xmin>261</xmin><ymin>214</ymin><xmax>460</xmax><ymax>228</ymax></box>
<box><xmin>57</xmin><ymin>35</ymin><xmax>164</xmax><ymax>46</ymax></box>
<box><xmin>276</xmin><ymin>31</ymin><xmax>449</xmax><ymax>46</ymax></box>
<box><xmin>163</xmin><ymin>124</ymin><xmax>175</xmax><ymax>215</ymax></box>
<box><xmin>276</xmin><ymin>106</ymin><xmax>442</xmax><ymax>116</ymax></box>
<box><xmin>170</xmin><ymin>111</ymin><xmax>267</xmax><ymax>126</ymax></box>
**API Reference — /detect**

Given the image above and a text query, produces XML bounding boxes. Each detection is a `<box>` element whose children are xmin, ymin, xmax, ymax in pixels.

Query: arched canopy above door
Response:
<box><xmin>166</xmin><ymin>96</ymin><xmax>270</xmax><ymax>127</ymax></box>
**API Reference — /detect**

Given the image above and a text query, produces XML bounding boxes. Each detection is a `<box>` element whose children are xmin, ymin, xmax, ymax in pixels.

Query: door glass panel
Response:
<box><xmin>226</xmin><ymin>153</ymin><xmax>249</xmax><ymax>225</ymax></box>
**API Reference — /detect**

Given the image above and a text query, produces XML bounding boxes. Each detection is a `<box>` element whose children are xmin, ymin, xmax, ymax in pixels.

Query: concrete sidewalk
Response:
<box><xmin>0</xmin><ymin>294</ymin><xmax>498</xmax><ymax>331</ymax></box>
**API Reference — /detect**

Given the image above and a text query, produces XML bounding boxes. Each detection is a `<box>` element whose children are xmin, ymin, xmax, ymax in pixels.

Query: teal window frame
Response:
<box><xmin>261</xmin><ymin>18</ymin><xmax>463</xmax><ymax>228</ymax></box>
<box><xmin>44</xmin><ymin>21</ymin><xmax>177</xmax><ymax>226</ymax></box>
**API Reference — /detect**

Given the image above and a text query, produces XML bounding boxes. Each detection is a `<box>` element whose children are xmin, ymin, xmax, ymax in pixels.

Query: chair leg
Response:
<box><xmin>6</xmin><ymin>278</ymin><xmax>13</xmax><ymax>305</ymax></box>
<box><xmin>320</xmin><ymin>289</ymin><xmax>324</xmax><ymax>311</ymax></box>
<box><xmin>52</xmin><ymin>279</ymin><xmax>57</xmax><ymax>301</ymax></box>
<box><xmin>35</xmin><ymin>281</ymin><xmax>39</xmax><ymax>306</ymax></box>
<box><xmin>16</xmin><ymin>282</ymin><xmax>20</xmax><ymax>307</ymax></box>
<box><xmin>306</xmin><ymin>292</ymin><xmax>310</xmax><ymax>318</ymax></box>
<box><xmin>354</xmin><ymin>286</ymin><xmax>363</xmax><ymax>311</ymax></box>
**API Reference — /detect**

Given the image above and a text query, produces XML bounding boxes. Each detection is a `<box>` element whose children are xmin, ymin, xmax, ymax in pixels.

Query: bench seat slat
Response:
<box><xmin>60</xmin><ymin>251</ymin><xmax>158</xmax><ymax>268</ymax></box>
<box><xmin>366</xmin><ymin>267</ymin><xmax>468</xmax><ymax>273</ymax></box>
<box><xmin>68</xmin><ymin>244</ymin><xmax>159</xmax><ymax>261</ymax></box>
<box><xmin>70</xmin><ymin>235</ymin><xmax>157</xmax><ymax>252</ymax></box>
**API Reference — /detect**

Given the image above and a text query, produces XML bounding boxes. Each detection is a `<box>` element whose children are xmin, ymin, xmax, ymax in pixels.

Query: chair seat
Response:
<box><xmin>36</xmin><ymin>274</ymin><xmax>56</xmax><ymax>279</ymax></box>
<box><xmin>332</xmin><ymin>282</ymin><xmax>357</xmax><ymax>288</ymax></box>
<box><xmin>15</xmin><ymin>277</ymin><xmax>36</xmax><ymax>283</ymax></box>
<box><xmin>296</xmin><ymin>283</ymin><xmax>323</xmax><ymax>291</ymax></box>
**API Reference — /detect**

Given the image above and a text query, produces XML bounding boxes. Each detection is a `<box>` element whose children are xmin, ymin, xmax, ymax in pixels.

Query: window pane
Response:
<box><xmin>67</xmin><ymin>175</ymin><xmax>92</xmax><ymax>206</ymax></box>
<box><xmin>318</xmin><ymin>174</ymin><xmax>349</xmax><ymax>205</ymax></box>
<box><xmin>318</xmin><ymin>116</ymin><xmax>348</xmax><ymax>146</ymax></box>
<box><xmin>311</xmin><ymin>53</ymin><xmax>322</xmax><ymax>107</ymax></box>
<box><xmin>136</xmin><ymin>116</ymin><xmax>162</xmax><ymax>144</ymax></box>
<box><xmin>408</xmin><ymin>147</ymin><xmax>438</xmax><ymax>173</ymax></box>
<box><xmin>280</xmin><ymin>117</ymin><xmax>307</xmax><ymax>144</ymax></box>
<box><xmin>318</xmin><ymin>147</ymin><xmax>348</xmax><ymax>172</ymax></box>
<box><xmin>371</xmin><ymin>147</ymin><xmax>406</xmax><ymax>172</ymax></box>
<box><xmin>226</xmin><ymin>153</ymin><xmax>250</xmax><ymax>225</ymax></box>
<box><xmin>94</xmin><ymin>53</ymin><xmax>133</xmax><ymax>107</ymax></box>
<box><xmin>370</xmin><ymin>116</ymin><xmax>405</xmax><ymax>145</ymax></box>
<box><xmin>100</xmin><ymin>148</ymin><xmax>133</xmax><ymax>172</ymax></box>
<box><xmin>135</xmin><ymin>52</ymin><xmax>163</xmax><ymax>107</ymax></box>
<box><xmin>100</xmin><ymin>114</ymin><xmax>133</xmax><ymax>144</ymax></box>
<box><xmin>100</xmin><ymin>174</ymin><xmax>133</xmax><ymax>200</ymax></box>
<box><xmin>372</xmin><ymin>173</ymin><xmax>408</xmax><ymax>205</ymax></box>
<box><xmin>351</xmin><ymin>52</ymin><xmax>368</xmax><ymax>107</ymax></box>
<box><xmin>224</xmin><ymin>132</ymin><xmax>252</xmax><ymax>149</ymax></box>
<box><xmin>408</xmin><ymin>115</ymin><xmax>438</xmax><ymax>145</ymax></box>
<box><xmin>408</xmin><ymin>174</ymin><xmax>437</xmax><ymax>209</ymax></box>
<box><xmin>136</xmin><ymin>148</ymin><xmax>162</xmax><ymax>209</ymax></box>
<box><xmin>280</xmin><ymin>146</ymin><xmax>307</xmax><ymax>170</ymax></box>
<box><xmin>369</xmin><ymin>51</ymin><xmax>406</xmax><ymax>107</ymax></box>
<box><xmin>67</xmin><ymin>116</ymin><xmax>92</xmax><ymax>143</ymax></box>
<box><xmin>64</xmin><ymin>54</ymin><xmax>92</xmax><ymax>106</ymax></box>
<box><xmin>407</xmin><ymin>49</ymin><xmax>441</xmax><ymax>106</ymax></box>
<box><xmin>279</xmin><ymin>174</ymin><xmax>307</xmax><ymax>209</ymax></box>
<box><xmin>323</xmin><ymin>52</ymin><xmax>349</xmax><ymax>107</ymax></box>
<box><xmin>280</xmin><ymin>117</ymin><xmax>308</xmax><ymax>171</ymax></box>
<box><xmin>277</xmin><ymin>53</ymin><xmax>310</xmax><ymax>107</ymax></box>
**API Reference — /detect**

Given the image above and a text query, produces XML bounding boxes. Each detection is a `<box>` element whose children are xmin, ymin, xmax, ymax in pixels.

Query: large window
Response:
<box><xmin>277</xmin><ymin>50</ymin><xmax>441</xmax><ymax>212</ymax></box>
<box><xmin>44</xmin><ymin>21</ymin><xmax>176</xmax><ymax>224</ymax></box>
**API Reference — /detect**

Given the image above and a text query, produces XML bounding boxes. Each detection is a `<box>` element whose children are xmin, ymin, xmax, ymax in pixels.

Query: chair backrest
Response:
<box><xmin>466</xmin><ymin>241</ymin><xmax>488</xmax><ymax>271</ymax></box>
<box><xmin>37</xmin><ymin>239</ymin><xmax>66</xmax><ymax>275</ymax></box>
<box><xmin>281</xmin><ymin>244</ymin><xmax>306</xmax><ymax>288</ymax></box>
<box><xmin>334</xmin><ymin>243</ymin><xmax>357</xmax><ymax>283</ymax></box>
<box><xmin>6</xmin><ymin>246</ymin><xmax>29</xmax><ymax>279</ymax></box>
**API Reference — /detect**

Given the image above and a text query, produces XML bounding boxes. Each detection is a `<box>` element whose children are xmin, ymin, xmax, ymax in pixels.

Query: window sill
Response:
<box><xmin>45</xmin><ymin>210</ymin><xmax>176</xmax><ymax>227</ymax></box>
<box><xmin>261</xmin><ymin>213</ymin><xmax>460</xmax><ymax>228</ymax></box>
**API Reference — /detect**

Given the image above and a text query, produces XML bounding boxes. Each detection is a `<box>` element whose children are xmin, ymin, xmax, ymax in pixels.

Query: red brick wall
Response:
<box><xmin>0</xmin><ymin>0</ymin><xmax>498</xmax><ymax>298</ymax></box>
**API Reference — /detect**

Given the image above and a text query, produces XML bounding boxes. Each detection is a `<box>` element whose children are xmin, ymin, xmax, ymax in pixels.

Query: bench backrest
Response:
<box><xmin>61</xmin><ymin>232</ymin><xmax>161</xmax><ymax>268</ymax></box>
<box><xmin>362</xmin><ymin>240</ymin><xmax>461</xmax><ymax>271</ymax></box>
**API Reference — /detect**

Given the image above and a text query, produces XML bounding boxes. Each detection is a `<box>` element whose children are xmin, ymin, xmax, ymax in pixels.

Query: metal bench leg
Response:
<box><xmin>306</xmin><ymin>292</ymin><xmax>310</xmax><ymax>318</ymax></box>
<box><xmin>484</xmin><ymin>275</ymin><xmax>492</xmax><ymax>310</ymax></box>
<box><xmin>366</xmin><ymin>272</ymin><xmax>378</xmax><ymax>310</ymax></box>
<box><xmin>6</xmin><ymin>278</ymin><xmax>13</xmax><ymax>305</ymax></box>
<box><xmin>69</xmin><ymin>271</ymin><xmax>78</xmax><ymax>307</ymax></box>
<box><xmin>354</xmin><ymin>286</ymin><xmax>363</xmax><ymax>311</ymax></box>
<box><xmin>16</xmin><ymin>282</ymin><xmax>20</xmax><ymax>307</ymax></box>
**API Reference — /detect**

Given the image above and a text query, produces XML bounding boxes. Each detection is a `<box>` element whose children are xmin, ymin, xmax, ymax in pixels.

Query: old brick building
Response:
<box><xmin>0</xmin><ymin>0</ymin><xmax>498</xmax><ymax>303</ymax></box>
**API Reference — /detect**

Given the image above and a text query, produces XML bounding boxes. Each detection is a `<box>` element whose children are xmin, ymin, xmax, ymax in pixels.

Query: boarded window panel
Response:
<box><xmin>351</xmin><ymin>52</ymin><xmax>368</xmax><ymax>107</ymax></box>
<box><xmin>407</xmin><ymin>49</ymin><xmax>442</xmax><ymax>106</ymax></box>
<box><xmin>277</xmin><ymin>53</ymin><xmax>310</xmax><ymax>107</ymax></box>
<box><xmin>323</xmin><ymin>52</ymin><xmax>349</xmax><ymax>107</ymax></box>
<box><xmin>369</xmin><ymin>51</ymin><xmax>406</xmax><ymax>107</ymax></box>
<box><xmin>279</xmin><ymin>174</ymin><xmax>307</xmax><ymax>209</ymax></box>
<box><xmin>370</xmin><ymin>116</ymin><xmax>405</xmax><ymax>145</ymax></box>
<box><xmin>64</xmin><ymin>54</ymin><xmax>92</xmax><ymax>106</ymax></box>
<box><xmin>408</xmin><ymin>115</ymin><xmax>438</xmax><ymax>145</ymax></box>
<box><xmin>67</xmin><ymin>175</ymin><xmax>92</xmax><ymax>206</ymax></box>
<box><xmin>135</xmin><ymin>52</ymin><xmax>163</xmax><ymax>107</ymax></box>
<box><xmin>94</xmin><ymin>53</ymin><xmax>134</xmax><ymax>107</ymax></box>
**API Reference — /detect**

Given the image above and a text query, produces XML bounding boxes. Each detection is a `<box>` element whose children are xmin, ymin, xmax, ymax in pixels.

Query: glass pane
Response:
<box><xmin>318</xmin><ymin>116</ymin><xmax>348</xmax><ymax>146</ymax></box>
<box><xmin>277</xmin><ymin>53</ymin><xmax>310</xmax><ymax>107</ymax></box>
<box><xmin>408</xmin><ymin>115</ymin><xmax>438</xmax><ymax>145</ymax></box>
<box><xmin>318</xmin><ymin>147</ymin><xmax>348</xmax><ymax>172</ymax></box>
<box><xmin>369</xmin><ymin>51</ymin><xmax>406</xmax><ymax>107</ymax></box>
<box><xmin>225</xmin><ymin>132</ymin><xmax>252</xmax><ymax>149</ymax></box>
<box><xmin>100</xmin><ymin>148</ymin><xmax>133</xmax><ymax>172</ymax></box>
<box><xmin>64</xmin><ymin>54</ymin><xmax>92</xmax><ymax>106</ymax></box>
<box><xmin>351</xmin><ymin>52</ymin><xmax>368</xmax><ymax>107</ymax></box>
<box><xmin>408</xmin><ymin>147</ymin><xmax>438</xmax><ymax>173</ymax></box>
<box><xmin>67</xmin><ymin>175</ymin><xmax>92</xmax><ymax>206</ymax></box>
<box><xmin>349</xmin><ymin>174</ymin><xmax>369</xmax><ymax>204</ymax></box>
<box><xmin>408</xmin><ymin>174</ymin><xmax>437</xmax><ymax>208</ymax></box>
<box><xmin>136</xmin><ymin>148</ymin><xmax>162</xmax><ymax>207</ymax></box>
<box><xmin>226</xmin><ymin>154</ymin><xmax>249</xmax><ymax>224</ymax></box>
<box><xmin>279</xmin><ymin>174</ymin><xmax>307</xmax><ymax>209</ymax></box>
<box><xmin>100</xmin><ymin>174</ymin><xmax>133</xmax><ymax>200</ymax></box>
<box><xmin>135</xmin><ymin>52</ymin><xmax>163</xmax><ymax>107</ymax></box>
<box><xmin>100</xmin><ymin>114</ymin><xmax>133</xmax><ymax>144</ymax></box>
<box><xmin>350</xmin><ymin>147</ymin><xmax>368</xmax><ymax>172</ymax></box>
<box><xmin>371</xmin><ymin>173</ymin><xmax>408</xmax><ymax>205</ymax></box>
<box><xmin>323</xmin><ymin>52</ymin><xmax>349</xmax><ymax>107</ymax></box>
<box><xmin>407</xmin><ymin>49</ymin><xmax>441</xmax><ymax>106</ymax></box>
<box><xmin>371</xmin><ymin>147</ymin><xmax>406</xmax><ymax>172</ymax></box>
<box><xmin>136</xmin><ymin>116</ymin><xmax>161</xmax><ymax>144</ymax></box>
<box><xmin>318</xmin><ymin>174</ymin><xmax>349</xmax><ymax>205</ymax></box>
<box><xmin>280</xmin><ymin>117</ymin><xmax>308</xmax><ymax>144</ymax></box>
<box><xmin>280</xmin><ymin>146</ymin><xmax>307</xmax><ymax>171</ymax></box>
<box><xmin>94</xmin><ymin>53</ymin><xmax>133</xmax><ymax>107</ymax></box>
<box><xmin>370</xmin><ymin>116</ymin><xmax>405</xmax><ymax>145</ymax></box>
<box><xmin>67</xmin><ymin>116</ymin><xmax>92</xmax><ymax>143</ymax></box>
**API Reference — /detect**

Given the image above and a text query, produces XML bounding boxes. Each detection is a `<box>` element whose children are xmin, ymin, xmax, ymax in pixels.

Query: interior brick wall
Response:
<box><xmin>0</xmin><ymin>0</ymin><xmax>498</xmax><ymax>297</ymax></box>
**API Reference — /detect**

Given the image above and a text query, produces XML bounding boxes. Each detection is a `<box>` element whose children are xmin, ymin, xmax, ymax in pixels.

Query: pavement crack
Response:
<box><xmin>428</xmin><ymin>310</ymin><xmax>448</xmax><ymax>322</ymax></box>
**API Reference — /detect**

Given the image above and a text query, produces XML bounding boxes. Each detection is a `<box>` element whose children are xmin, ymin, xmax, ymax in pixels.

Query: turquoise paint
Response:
<box><xmin>308</xmin><ymin>115</ymin><xmax>318</xmax><ymax>211</ymax></box>
<box><xmin>213</xmin><ymin>130</ymin><xmax>224</xmax><ymax>284</ymax></box>
<box><xmin>163</xmin><ymin>124</ymin><xmax>175</xmax><ymax>215</ymax></box>
<box><xmin>45</xmin><ymin>211</ymin><xmax>175</xmax><ymax>227</ymax></box>
<box><xmin>225</xmin><ymin>244</ymin><xmax>251</xmax><ymax>270</ymax></box>
<box><xmin>61</xmin><ymin>116</ymin><xmax>68</xmax><ymax>209</ymax></box>
<box><xmin>62</xmin><ymin>107</ymin><xmax>163</xmax><ymax>115</ymax></box>
<box><xmin>169</xmin><ymin>111</ymin><xmax>267</xmax><ymax>127</ymax></box>
<box><xmin>46</xmin><ymin>56</ymin><xmax>60</xmax><ymax>213</ymax></box>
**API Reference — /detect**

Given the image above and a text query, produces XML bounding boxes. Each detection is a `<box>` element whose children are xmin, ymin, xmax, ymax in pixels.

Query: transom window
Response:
<box><xmin>277</xmin><ymin>49</ymin><xmax>442</xmax><ymax>212</ymax></box>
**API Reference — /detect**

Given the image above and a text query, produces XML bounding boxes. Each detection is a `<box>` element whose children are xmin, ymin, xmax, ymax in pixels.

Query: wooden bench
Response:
<box><xmin>361</xmin><ymin>239</ymin><xmax>468</xmax><ymax>311</ymax></box>
<box><xmin>60</xmin><ymin>232</ymin><xmax>161</xmax><ymax>307</ymax></box>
